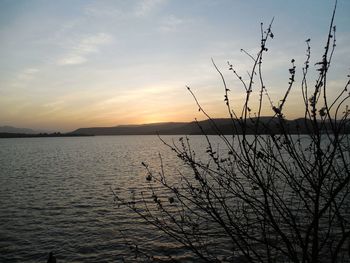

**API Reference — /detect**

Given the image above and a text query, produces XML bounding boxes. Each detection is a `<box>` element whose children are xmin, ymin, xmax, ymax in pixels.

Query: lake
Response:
<box><xmin>1</xmin><ymin>135</ymin><xmax>349</xmax><ymax>262</ymax></box>
<box><xmin>0</xmin><ymin>135</ymin><xmax>213</xmax><ymax>262</ymax></box>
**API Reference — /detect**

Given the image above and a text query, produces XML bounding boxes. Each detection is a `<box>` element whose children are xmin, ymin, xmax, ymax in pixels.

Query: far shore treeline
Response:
<box><xmin>69</xmin><ymin>117</ymin><xmax>350</xmax><ymax>136</ymax></box>
<box><xmin>0</xmin><ymin>132</ymin><xmax>93</xmax><ymax>138</ymax></box>
<box><xmin>2</xmin><ymin>117</ymin><xmax>349</xmax><ymax>138</ymax></box>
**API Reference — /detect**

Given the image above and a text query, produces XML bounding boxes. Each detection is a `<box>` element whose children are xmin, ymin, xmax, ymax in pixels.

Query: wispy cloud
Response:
<box><xmin>134</xmin><ymin>0</ymin><xmax>165</xmax><ymax>17</ymax></box>
<box><xmin>17</xmin><ymin>68</ymin><xmax>39</xmax><ymax>80</ymax></box>
<box><xmin>58</xmin><ymin>33</ymin><xmax>113</xmax><ymax>65</ymax></box>
<box><xmin>10</xmin><ymin>68</ymin><xmax>40</xmax><ymax>88</ymax></box>
<box><xmin>159</xmin><ymin>15</ymin><xmax>184</xmax><ymax>32</ymax></box>
<box><xmin>84</xmin><ymin>2</ymin><xmax>122</xmax><ymax>18</ymax></box>
<box><xmin>84</xmin><ymin>0</ymin><xmax>165</xmax><ymax>19</ymax></box>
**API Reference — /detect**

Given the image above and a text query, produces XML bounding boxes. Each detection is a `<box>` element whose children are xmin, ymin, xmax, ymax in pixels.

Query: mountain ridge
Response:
<box><xmin>71</xmin><ymin>117</ymin><xmax>347</xmax><ymax>135</ymax></box>
<box><xmin>0</xmin><ymin>126</ymin><xmax>37</xmax><ymax>134</ymax></box>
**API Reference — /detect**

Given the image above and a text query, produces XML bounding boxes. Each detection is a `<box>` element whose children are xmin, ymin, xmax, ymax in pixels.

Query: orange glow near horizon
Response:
<box><xmin>0</xmin><ymin>85</ymin><xmax>326</xmax><ymax>132</ymax></box>
<box><xmin>0</xmin><ymin>1</ymin><xmax>349</xmax><ymax>132</ymax></box>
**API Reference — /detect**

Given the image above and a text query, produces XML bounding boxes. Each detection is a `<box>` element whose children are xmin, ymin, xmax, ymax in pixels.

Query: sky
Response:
<box><xmin>0</xmin><ymin>0</ymin><xmax>349</xmax><ymax>132</ymax></box>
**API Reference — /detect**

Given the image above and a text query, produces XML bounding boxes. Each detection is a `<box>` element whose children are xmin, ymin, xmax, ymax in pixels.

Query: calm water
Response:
<box><xmin>2</xmin><ymin>135</ymin><xmax>348</xmax><ymax>262</ymax></box>
<box><xmin>0</xmin><ymin>135</ymin><xmax>213</xmax><ymax>262</ymax></box>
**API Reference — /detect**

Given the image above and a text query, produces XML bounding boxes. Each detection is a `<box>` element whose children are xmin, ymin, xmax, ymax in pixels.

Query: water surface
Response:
<box><xmin>0</xmin><ymin>135</ymin><xmax>202</xmax><ymax>262</ymax></box>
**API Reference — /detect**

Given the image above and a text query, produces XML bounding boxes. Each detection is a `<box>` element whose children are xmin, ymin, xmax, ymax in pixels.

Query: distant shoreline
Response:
<box><xmin>2</xmin><ymin>117</ymin><xmax>350</xmax><ymax>138</ymax></box>
<box><xmin>71</xmin><ymin>118</ymin><xmax>350</xmax><ymax>136</ymax></box>
<box><xmin>0</xmin><ymin>132</ymin><xmax>94</xmax><ymax>138</ymax></box>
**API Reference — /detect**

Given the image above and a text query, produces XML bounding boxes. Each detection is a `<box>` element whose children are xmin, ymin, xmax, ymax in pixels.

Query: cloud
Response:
<box><xmin>10</xmin><ymin>68</ymin><xmax>40</xmax><ymax>88</ymax></box>
<box><xmin>17</xmin><ymin>68</ymin><xmax>39</xmax><ymax>80</ymax></box>
<box><xmin>57</xmin><ymin>33</ymin><xmax>113</xmax><ymax>65</ymax></box>
<box><xmin>159</xmin><ymin>15</ymin><xmax>184</xmax><ymax>32</ymax></box>
<box><xmin>84</xmin><ymin>2</ymin><xmax>123</xmax><ymax>18</ymax></box>
<box><xmin>134</xmin><ymin>0</ymin><xmax>165</xmax><ymax>17</ymax></box>
<box><xmin>84</xmin><ymin>1</ymin><xmax>165</xmax><ymax>19</ymax></box>
<box><xmin>58</xmin><ymin>56</ymin><xmax>87</xmax><ymax>66</ymax></box>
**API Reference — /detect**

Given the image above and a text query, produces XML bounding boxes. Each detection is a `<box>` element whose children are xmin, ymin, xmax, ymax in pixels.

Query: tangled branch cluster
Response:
<box><xmin>114</xmin><ymin>2</ymin><xmax>350</xmax><ymax>262</ymax></box>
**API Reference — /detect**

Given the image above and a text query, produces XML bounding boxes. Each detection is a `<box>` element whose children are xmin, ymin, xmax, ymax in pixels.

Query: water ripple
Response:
<box><xmin>0</xmin><ymin>135</ymin><xmax>197</xmax><ymax>262</ymax></box>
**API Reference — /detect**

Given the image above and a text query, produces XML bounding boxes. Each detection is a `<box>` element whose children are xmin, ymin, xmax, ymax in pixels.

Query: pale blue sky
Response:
<box><xmin>0</xmin><ymin>0</ymin><xmax>349</xmax><ymax>131</ymax></box>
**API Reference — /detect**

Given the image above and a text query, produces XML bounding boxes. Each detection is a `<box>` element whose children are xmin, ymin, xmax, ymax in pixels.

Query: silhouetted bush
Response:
<box><xmin>115</xmin><ymin>2</ymin><xmax>350</xmax><ymax>262</ymax></box>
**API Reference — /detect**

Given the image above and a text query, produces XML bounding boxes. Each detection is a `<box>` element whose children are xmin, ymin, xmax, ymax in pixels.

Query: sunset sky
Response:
<box><xmin>1</xmin><ymin>0</ymin><xmax>349</xmax><ymax>132</ymax></box>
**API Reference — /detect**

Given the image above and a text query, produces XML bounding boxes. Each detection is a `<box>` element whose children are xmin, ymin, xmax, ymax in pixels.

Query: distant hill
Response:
<box><xmin>0</xmin><ymin>126</ymin><xmax>37</xmax><ymax>134</ymax></box>
<box><xmin>72</xmin><ymin>122</ymin><xmax>192</xmax><ymax>135</ymax></box>
<box><xmin>0</xmin><ymin>126</ymin><xmax>92</xmax><ymax>138</ymax></box>
<box><xmin>0</xmin><ymin>132</ymin><xmax>93</xmax><ymax>138</ymax></box>
<box><xmin>71</xmin><ymin>117</ymin><xmax>346</xmax><ymax>136</ymax></box>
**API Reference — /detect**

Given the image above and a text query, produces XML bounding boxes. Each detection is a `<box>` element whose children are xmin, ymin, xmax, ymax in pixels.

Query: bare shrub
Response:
<box><xmin>114</xmin><ymin>1</ymin><xmax>350</xmax><ymax>262</ymax></box>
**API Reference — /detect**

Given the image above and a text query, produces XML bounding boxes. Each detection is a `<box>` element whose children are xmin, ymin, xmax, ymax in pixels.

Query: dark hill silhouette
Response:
<box><xmin>0</xmin><ymin>132</ymin><xmax>93</xmax><ymax>138</ymax></box>
<box><xmin>71</xmin><ymin>117</ymin><xmax>347</xmax><ymax>136</ymax></box>
<box><xmin>0</xmin><ymin>125</ymin><xmax>37</xmax><ymax>134</ymax></box>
